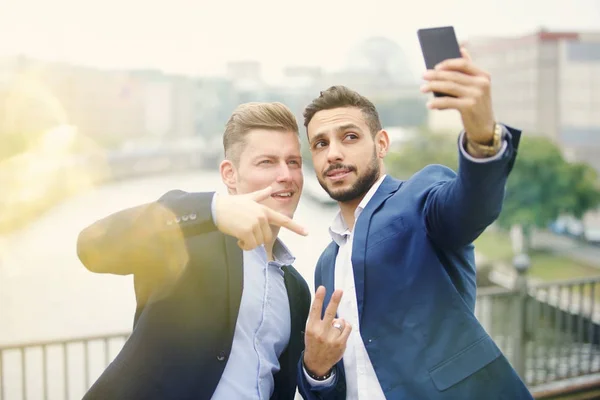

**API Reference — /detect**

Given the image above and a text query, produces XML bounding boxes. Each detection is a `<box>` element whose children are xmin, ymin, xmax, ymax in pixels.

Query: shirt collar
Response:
<box><xmin>329</xmin><ymin>174</ymin><xmax>387</xmax><ymax>245</ymax></box>
<box><xmin>272</xmin><ymin>237</ymin><xmax>295</xmax><ymax>265</ymax></box>
<box><xmin>246</xmin><ymin>236</ymin><xmax>296</xmax><ymax>266</ymax></box>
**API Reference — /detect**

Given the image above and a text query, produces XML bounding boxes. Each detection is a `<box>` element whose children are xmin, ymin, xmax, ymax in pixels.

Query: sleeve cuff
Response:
<box><xmin>459</xmin><ymin>127</ymin><xmax>510</xmax><ymax>163</ymax></box>
<box><xmin>303</xmin><ymin>365</ymin><xmax>336</xmax><ymax>387</ymax></box>
<box><xmin>210</xmin><ymin>193</ymin><xmax>218</xmax><ymax>226</ymax></box>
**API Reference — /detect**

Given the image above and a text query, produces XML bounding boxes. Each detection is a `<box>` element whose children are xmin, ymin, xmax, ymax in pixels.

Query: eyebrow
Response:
<box><xmin>310</xmin><ymin>123</ymin><xmax>363</xmax><ymax>144</ymax></box>
<box><xmin>252</xmin><ymin>154</ymin><xmax>302</xmax><ymax>161</ymax></box>
<box><xmin>336</xmin><ymin>123</ymin><xmax>362</xmax><ymax>133</ymax></box>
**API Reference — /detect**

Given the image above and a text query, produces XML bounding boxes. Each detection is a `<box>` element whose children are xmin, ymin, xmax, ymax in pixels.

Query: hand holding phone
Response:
<box><xmin>416</xmin><ymin>26</ymin><xmax>497</xmax><ymax>145</ymax></box>
<box><xmin>417</xmin><ymin>26</ymin><xmax>462</xmax><ymax>97</ymax></box>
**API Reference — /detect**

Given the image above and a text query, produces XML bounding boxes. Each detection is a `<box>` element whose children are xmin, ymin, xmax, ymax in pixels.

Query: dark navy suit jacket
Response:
<box><xmin>298</xmin><ymin>126</ymin><xmax>534</xmax><ymax>399</ymax></box>
<box><xmin>77</xmin><ymin>190</ymin><xmax>311</xmax><ymax>400</ymax></box>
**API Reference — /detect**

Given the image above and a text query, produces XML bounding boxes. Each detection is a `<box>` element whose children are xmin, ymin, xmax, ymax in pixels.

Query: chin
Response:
<box><xmin>266</xmin><ymin>200</ymin><xmax>294</xmax><ymax>214</ymax></box>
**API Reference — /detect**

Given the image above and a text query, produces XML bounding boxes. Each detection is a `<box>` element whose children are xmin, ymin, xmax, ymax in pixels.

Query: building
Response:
<box><xmin>0</xmin><ymin>57</ymin><xmax>202</xmax><ymax>152</ymax></box>
<box><xmin>462</xmin><ymin>29</ymin><xmax>600</xmax><ymax>172</ymax></box>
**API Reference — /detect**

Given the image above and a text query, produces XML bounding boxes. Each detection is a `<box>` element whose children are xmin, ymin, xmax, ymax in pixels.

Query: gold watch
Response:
<box><xmin>465</xmin><ymin>123</ymin><xmax>504</xmax><ymax>157</ymax></box>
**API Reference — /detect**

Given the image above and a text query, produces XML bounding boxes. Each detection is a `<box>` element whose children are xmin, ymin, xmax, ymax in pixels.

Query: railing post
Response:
<box><xmin>513</xmin><ymin>252</ymin><xmax>531</xmax><ymax>380</ymax></box>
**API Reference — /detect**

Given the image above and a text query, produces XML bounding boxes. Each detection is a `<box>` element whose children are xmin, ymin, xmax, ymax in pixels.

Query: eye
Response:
<box><xmin>259</xmin><ymin>159</ymin><xmax>272</xmax><ymax>164</ymax></box>
<box><xmin>313</xmin><ymin>140</ymin><xmax>327</xmax><ymax>149</ymax></box>
<box><xmin>345</xmin><ymin>133</ymin><xmax>358</xmax><ymax>140</ymax></box>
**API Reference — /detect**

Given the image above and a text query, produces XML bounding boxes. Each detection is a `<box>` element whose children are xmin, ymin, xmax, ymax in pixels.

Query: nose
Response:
<box><xmin>326</xmin><ymin>141</ymin><xmax>343</xmax><ymax>164</ymax></box>
<box><xmin>276</xmin><ymin>162</ymin><xmax>293</xmax><ymax>183</ymax></box>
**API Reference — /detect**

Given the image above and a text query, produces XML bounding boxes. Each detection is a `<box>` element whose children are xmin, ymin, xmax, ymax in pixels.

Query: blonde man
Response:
<box><xmin>79</xmin><ymin>102</ymin><xmax>311</xmax><ymax>400</ymax></box>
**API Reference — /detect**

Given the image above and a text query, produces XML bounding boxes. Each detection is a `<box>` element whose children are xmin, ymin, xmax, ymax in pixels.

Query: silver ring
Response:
<box><xmin>332</xmin><ymin>322</ymin><xmax>343</xmax><ymax>331</ymax></box>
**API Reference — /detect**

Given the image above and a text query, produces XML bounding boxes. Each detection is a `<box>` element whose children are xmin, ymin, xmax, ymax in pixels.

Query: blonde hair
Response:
<box><xmin>223</xmin><ymin>102</ymin><xmax>299</xmax><ymax>165</ymax></box>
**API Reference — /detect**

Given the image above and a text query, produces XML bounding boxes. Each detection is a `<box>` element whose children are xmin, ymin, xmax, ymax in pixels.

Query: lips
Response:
<box><xmin>271</xmin><ymin>190</ymin><xmax>294</xmax><ymax>198</ymax></box>
<box><xmin>324</xmin><ymin>165</ymin><xmax>354</xmax><ymax>182</ymax></box>
<box><xmin>326</xmin><ymin>168</ymin><xmax>352</xmax><ymax>178</ymax></box>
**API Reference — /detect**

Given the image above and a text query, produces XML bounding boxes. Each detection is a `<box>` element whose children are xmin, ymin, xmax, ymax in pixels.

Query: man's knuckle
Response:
<box><xmin>476</xmin><ymin>76</ymin><xmax>490</xmax><ymax>89</ymax></box>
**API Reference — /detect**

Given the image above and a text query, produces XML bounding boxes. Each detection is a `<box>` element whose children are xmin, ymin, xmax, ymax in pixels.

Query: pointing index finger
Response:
<box><xmin>249</xmin><ymin>186</ymin><xmax>273</xmax><ymax>202</ymax></box>
<box><xmin>264</xmin><ymin>207</ymin><xmax>308</xmax><ymax>236</ymax></box>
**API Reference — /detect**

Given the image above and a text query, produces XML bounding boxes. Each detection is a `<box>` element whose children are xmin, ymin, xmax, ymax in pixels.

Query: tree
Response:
<box><xmin>386</xmin><ymin>132</ymin><xmax>600</xmax><ymax>250</ymax></box>
<box><xmin>385</xmin><ymin>127</ymin><xmax>459</xmax><ymax>179</ymax></box>
<box><xmin>495</xmin><ymin>136</ymin><xmax>600</xmax><ymax>249</ymax></box>
<box><xmin>565</xmin><ymin>162</ymin><xmax>600</xmax><ymax>220</ymax></box>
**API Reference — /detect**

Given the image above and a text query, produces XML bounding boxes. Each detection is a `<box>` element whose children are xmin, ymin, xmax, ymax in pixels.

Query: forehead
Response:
<box><xmin>307</xmin><ymin>107</ymin><xmax>368</xmax><ymax>139</ymax></box>
<box><xmin>240</xmin><ymin>128</ymin><xmax>300</xmax><ymax>158</ymax></box>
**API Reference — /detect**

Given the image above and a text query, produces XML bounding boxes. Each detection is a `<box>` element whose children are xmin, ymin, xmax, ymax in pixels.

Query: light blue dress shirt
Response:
<box><xmin>210</xmin><ymin>195</ymin><xmax>294</xmax><ymax>399</ymax></box>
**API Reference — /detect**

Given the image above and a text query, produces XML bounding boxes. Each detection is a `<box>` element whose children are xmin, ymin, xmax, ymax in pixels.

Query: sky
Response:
<box><xmin>0</xmin><ymin>0</ymin><xmax>599</xmax><ymax>83</ymax></box>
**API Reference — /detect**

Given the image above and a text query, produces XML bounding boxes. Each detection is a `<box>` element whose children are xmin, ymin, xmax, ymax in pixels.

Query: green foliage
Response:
<box><xmin>385</xmin><ymin>127</ymin><xmax>459</xmax><ymax>179</ymax></box>
<box><xmin>566</xmin><ymin>162</ymin><xmax>600</xmax><ymax>219</ymax></box>
<box><xmin>385</xmin><ymin>130</ymin><xmax>600</xmax><ymax>231</ymax></box>
<box><xmin>497</xmin><ymin>136</ymin><xmax>600</xmax><ymax>230</ymax></box>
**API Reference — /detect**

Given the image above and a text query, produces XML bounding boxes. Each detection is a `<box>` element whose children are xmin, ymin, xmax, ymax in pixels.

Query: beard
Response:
<box><xmin>318</xmin><ymin>149</ymin><xmax>381</xmax><ymax>203</ymax></box>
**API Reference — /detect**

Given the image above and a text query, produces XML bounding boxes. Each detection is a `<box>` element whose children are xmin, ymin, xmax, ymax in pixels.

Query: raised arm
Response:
<box><xmin>76</xmin><ymin>190</ymin><xmax>216</xmax><ymax>276</ymax></box>
<box><xmin>419</xmin><ymin>47</ymin><xmax>521</xmax><ymax>250</ymax></box>
<box><xmin>77</xmin><ymin>186</ymin><xmax>308</xmax><ymax>276</ymax></box>
<box><xmin>421</xmin><ymin>125</ymin><xmax>520</xmax><ymax>250</ymax></box>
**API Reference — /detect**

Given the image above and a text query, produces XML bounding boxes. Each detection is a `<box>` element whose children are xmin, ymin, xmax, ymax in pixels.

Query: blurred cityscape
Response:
<box><xmin>1</xmin><ymin>28</ymin><xmax>599</xmax><ymax>237</ymax></box>
<box><xmin>0</xmin><ymin>35</ymin><xmax>425</xmax><ymax>152</ymax></box>
<box><xmin>2</xmin><ymin>25</ymin><xmax>600</xmax><ymax>399</ymax></box>
<box><xmin>2</xmin><ymin>29</ymin><xmax>599</xmax><ymax>163</ymax></box>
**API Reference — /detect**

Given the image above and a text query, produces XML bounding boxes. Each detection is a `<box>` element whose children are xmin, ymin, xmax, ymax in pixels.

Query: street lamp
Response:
<box><xmin>513</xmin><ymin>253</ymin><xmax>531</xmax><ymax>275</ymax></box>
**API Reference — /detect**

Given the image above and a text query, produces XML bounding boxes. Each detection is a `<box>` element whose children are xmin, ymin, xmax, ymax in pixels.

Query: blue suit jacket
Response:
<box><xmin>77</xmin><ymin>190</ymin><xmax>311</xmax><ymax>400</ymax></box>
<box><xmin>298</xmin><ymin>127</ymin><xmax>533</xmax><ymax>399</ymax></box>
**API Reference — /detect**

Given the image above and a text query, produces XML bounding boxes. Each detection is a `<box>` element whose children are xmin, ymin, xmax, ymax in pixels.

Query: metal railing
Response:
<box><xmin>3</xmin><ymin>277</ymin><xmax>600</xmax><ymax>398</ymax></box>
<box><xmin>476</xmin><ymin>275</ymin><xmax>600</xmax><ymax>390</ymax></box>
<box><xmin>0</xmin><ymin>332</ymin><xmax>129</xmax><ymax>400</ymax></box>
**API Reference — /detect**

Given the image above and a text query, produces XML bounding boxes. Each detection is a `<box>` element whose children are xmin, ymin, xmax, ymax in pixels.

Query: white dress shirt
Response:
<box><xmin>304</xmin><ymin>175</ymin><xmax>387</xmax><ymax>399</ymax></box>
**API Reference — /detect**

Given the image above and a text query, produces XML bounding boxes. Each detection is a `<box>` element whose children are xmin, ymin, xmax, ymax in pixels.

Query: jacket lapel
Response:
<box><xmin>352</xmin><ymin>175</ymin><xmax>402</xmax><ymax>324</ymax></box>
<box><xmin>321</xmin><ymin>243</ymin><xmax>339</xmax><ymax>317</ymax></box>
<box><xmin>224</xmin><ymin>235</ymin><xmax>243</xmax><ymax>332</ymax></box>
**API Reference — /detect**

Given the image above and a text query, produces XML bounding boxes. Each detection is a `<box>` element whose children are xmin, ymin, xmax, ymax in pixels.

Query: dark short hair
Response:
<box><xmin>303</xmin><ymin>85</ymin><xmax>382</xmax><ymax>136</ymax></box>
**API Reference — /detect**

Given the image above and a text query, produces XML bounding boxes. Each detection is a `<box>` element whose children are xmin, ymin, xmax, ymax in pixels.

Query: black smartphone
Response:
<box><xmin>417</xmin><ymin>26</ymin><xmax>462</xmax><ymax>97</ymax></box>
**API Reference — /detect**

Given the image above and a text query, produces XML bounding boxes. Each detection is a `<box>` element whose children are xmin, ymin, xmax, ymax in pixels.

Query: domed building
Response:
<box><xmin>344</xmin><ymin>36</ymin><xmax>418</xmax><ymax>86</ymax></box>
<box><xmin>318</xmin><ymin>36</ymin><xmax>427</xmax><ymax>129</ymax></box>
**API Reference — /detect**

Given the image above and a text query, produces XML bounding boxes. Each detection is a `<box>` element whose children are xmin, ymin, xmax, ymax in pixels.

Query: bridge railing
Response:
<box><xmin>0</xmin><ymin>333</ymin><xmax>129</xmax><ymax>400</ymax></box>
<box><xmin>3</xmin><ymin>279</ymin><xmax>600</xmax><ymax>399</ymax></box>
<box><xmin>476</xmin><ymin>275</ymin><xmax>600</xmax><ymax>391</ymax></box>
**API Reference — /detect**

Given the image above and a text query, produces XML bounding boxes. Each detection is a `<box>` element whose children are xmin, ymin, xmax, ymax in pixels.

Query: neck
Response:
<box><xmin>339</xmin><ymin>196</ymin><xmax>364</xmax><ymax>232</ymax></box>
<box><xmin>265</xmin><ymin>226</ymin><xmax>280</xmax><ymax>261</ymax></box>
<box><xmin>338</xmin><ymin>171</ymin><xmax>385</xmax><ymax>231</ymax></box>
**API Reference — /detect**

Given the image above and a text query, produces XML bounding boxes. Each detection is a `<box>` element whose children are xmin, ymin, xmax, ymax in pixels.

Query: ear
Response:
<box><xmin>374</xmin><ymin>129</ymin><xmax>390</xmax><ymax>159</ymax></box>
<box><xmin>220</xmin><ymin>159</ymin><xmax>238</xmax><ymax>194</ymax></box>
